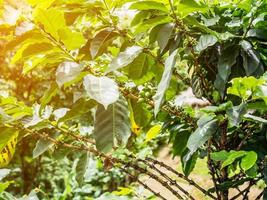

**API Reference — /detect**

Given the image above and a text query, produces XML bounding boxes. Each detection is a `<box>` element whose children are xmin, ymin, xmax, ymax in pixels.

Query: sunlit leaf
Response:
<box><xmin>83</xmin><ymin>75</ymin><xmax>119</xmax><ymax>109</ymax></box>
<box><xmin>56</xmin><ymin>62</ymin><xmax>83</xmax><ymax>88</ymax></box>
<box><xmin>58</xmin><ymin>27</ymin><xmax>86</xmax><ymax>50</ymax></box>
<box><xmin>33</xmin><ymin>8</ymin><xmax>66</xmax><ymax>41</ymax></box>
<box><xmin>0</xmin><ymin>128</ymin><xmax>19</xmax><ymax>167</ymax></box>
<box><xmin>107</xmin><ymin>46</ymin><xmax>143</xmax><ymax>73</ymax></box>
<box><xmin>130</xmin><ymin>1</ymin><xmax>168</xmax><ymax>13</ymax></box>
<box><xmin>146</xmin><ymin>124</ymin><xmax>162</xmax><ymax>142</ymax></box>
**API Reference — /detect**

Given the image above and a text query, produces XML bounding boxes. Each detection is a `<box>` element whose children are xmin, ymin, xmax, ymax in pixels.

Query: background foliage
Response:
<box><xmin>0</xmin><ymin>0</ymin><xmax>267</xmax><ymax>199</ymax></box>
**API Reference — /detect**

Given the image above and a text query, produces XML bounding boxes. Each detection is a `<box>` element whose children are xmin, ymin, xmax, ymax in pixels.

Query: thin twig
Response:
<box><xmin>119</xmin><ymin>167</ymin><xmax>168</xmax><ymax>200</ymax></box>
<box><xmin>136</xmin><ymin>158</ymin><xmax>195</xmax><ymax>200</ymax></box>
<box><xmin>145</xmin><ymin>157</ymin><xmax>217</xmax><ymax>199</ymax></box>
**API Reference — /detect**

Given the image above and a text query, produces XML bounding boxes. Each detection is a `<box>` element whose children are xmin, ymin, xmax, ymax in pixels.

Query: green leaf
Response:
<box><xmin>245</xmin><ymin>164</ymin><xmax>258</xmax><ymax>178</ymax></box>
<box><xmin>94</xmin><ymin>97</ymin><xmax>131</xmax><ymax>153</ymax></box>
<box><xmin>83</xmin><ymin>75</ymin><xmax>119</xmax><ymax>109</ymax></box>
<box><xmin>237</xmin><ymin>0</ymin><xmax>252</xmax><ymax>11</ymax></box>
<box><xmin>130</xmin><ymin>100</ymin><xmax>152</xmax><ymax>128</ymax></box>
<box><xmin>172</xmin><ymin>126</ymin><xmax>191</xmax><ymax>156</ymax></box>
<box><xmin>113</xmin><ymin>187</ymin><xmax>134</xmax><ymax>196</ymax></box>
<box><xmin>11</xmin><ymin>41</ymin><xmax>54</xmax><ymax>64</ymax></box>
<box><xmin>226</xmin><ymin>102</ymin><xmax>247</xmax><ymax>127</ymax></box>
<box><xmin>221</xmin><ymin>151</ymin><xmax>246</xmax><ymax>169</ymax></box>
<box><xmin>76</xmin><ymin>153</ymin><xmax>88</xmax><ymax>186</ymax></box>
<box><xmin>32</xmin><ymin>132</ymin><xmax>59</xmax><ymax>158</ymax></box>
<box><xmin>33</xmin><ymin>8</ymin><xmax>66</xmax><ymax>41</ymax></box>
<box><xmin>27</xmin><ymin>0</ymin><xmax>55</xmax><ymax>8</ymax></box>
<box><xmin>156</xmin><ymin>23</ymin><xmax>174</xmax><ymax>52</ymax></box>
<box><xmin>181</xmin><ymin>150</ymin><xmax>198</xmax><ymax>176</ymax></box>
<box><xmin>153</xmin><ymin>50</ymin><xmax>178</xmax><ymax>116</ymax></box>
<box><xmin>211</xmin><ymin>150</ymin><xmax>230</xmax><ymax>162</ymax></box>
<box><xmin>214</xmin><ymin>45</ymin><xmax>239</xmax><ymax>98</ymax></box>
<box><xmin>131</xmin><ymin>11</ymin><xmax>150</xmax><ymax>27</ymax></box>
<box><xmin>240</xmin><ymin>40</ymin><xmax>264</xmax><ymax>76</ymax></box>
<box><xmin>187</xmin><ymin>118</ymin><xmax>218</xmax><ymax>155</ymax></box>
<box><xmin>0</xmin><ymin>128</ymin><xmax>19</xmax><ymax>167</ymax></box>
<box><xmin>240</xmin><ymin>151</ymin><xmax>257</xmax><ymax>171</ymax></box>
<box><xmin>130</xmin><ymin>1</ymin><xmax>168</xmax><ymax>13</ymax></box>
<box><xmin>90</xmin><ymin>29</ymin><xmax>119</xmax><ymax>58</ymax></box>
<box><xmin>56</xmin><ymin>62</ymin><xmax>83</xmax><ymax>88</ymax></box>
<box><xmin>195</xmin><ymin>34</ymin><xmax>217</xmax><ymax>53</ymax></box>
<box><xmin>58</xmin><ymin>99</ymin><xmax>97</xmax><ymax>123</ymax></box>
<box><xmin>178</xmin><ymin>0</ymin><xmax>209</xmax><ymax>18</ymax></box>
<box><xmin>127</xmin><ymin>53</ymin><xmax>155</xmax><ymax>85</ymax></box>
<box><xmin>106</xmin><ymin>46</ymin><xmax>143</xmax><ymax>73</ymax></box>
<box><xmin>0</xmin><ymin>182</ymin><xmax>11</xmax><ymax>193</ymax></box>
<box><xmin>134</xmin><ymin>15</ymin><xmax>171</xmax><ymax>34</ymax></box>
<box><xmin>244</xmin><ymin>113</ymin><xmax>267</xmax><ymax>123</ymax></box>
<box><xmin>58</xmin><ymin>27</ymin><xmax>86</xmax><ymax>50</ymax></box>
<box><xmin>145</xmin><ymin>124</ymin><xmax>162</xmax><ymax>142</ymax></box>
<box><xmin>40</xmin><ymin>83</ymin><xmax>58</xmax><ymax>110</ymax></box>
<box><xmin>183</xmin><ymin>16</ymin><xmax>218</xmax><ymax>36</ymax></box>
<box><xmin>227</xmin><ymin>76</ymin><xmax>264</xmax><ymax>100</ymax></box>
<box><xmin>0</xmin><ymin>128</ymin><xmax>18</xmax><ymax>152</ymax></box>
<box><xmin>247</xmin><ymin>29</ymin><xmax>267</xmax><ymax>41</ymax></box>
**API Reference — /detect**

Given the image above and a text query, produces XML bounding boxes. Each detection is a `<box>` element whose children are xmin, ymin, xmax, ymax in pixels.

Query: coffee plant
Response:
<box><xmin>0</xmin><ymin>0</ymin><xmax>267</xmax><ymax>199</ymax></box>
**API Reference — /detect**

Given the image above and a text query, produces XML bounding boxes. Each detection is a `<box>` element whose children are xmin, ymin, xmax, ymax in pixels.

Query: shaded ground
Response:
<box><xmin>141</xmin><ymin>146</ymin><xmax>262</xmax><ymax>199</ymax></box>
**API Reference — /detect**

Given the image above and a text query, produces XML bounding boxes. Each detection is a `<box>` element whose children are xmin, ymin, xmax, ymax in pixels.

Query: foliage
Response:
<box><xmin>0</xmin><ymin>0</ymin><xmax>267</xmax><ymax>199</ymax></box>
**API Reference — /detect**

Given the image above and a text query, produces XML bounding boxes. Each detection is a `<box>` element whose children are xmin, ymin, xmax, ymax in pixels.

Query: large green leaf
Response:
<box><xmin>211</xmin><ymin>150</ymin><xmax>230</xmax><ymax>162</ymax></box>
<box><xmin>178</xmin><ymin>0</ymin><xmax>209</xmax><ymax>18</ymax></box>
<box><xmin>134</xmin><ymin>16</ymin><xmax>171</xmax><ymax>34</ymax></box>
<box><xmin>153</xmin><ymin>49</ymin><xmax>178</xmax><ymax>116</ymax></box>
<box><xmin>240</xmin><ymin>151</ymin><xmax>257</xmax><ymax>171</ymax></box>
<box><xmin>156</xmin><ymin>23</ymin><xmax>174</xmax><ymax>52</ymax></box>
<box><xmin>221</xmin><ymin>151</ymin><xmax>246</xmax><ymax>169</ymax></box>
<box><xmin>58</xmin><ymin>27</ymin><xmax>86</xmax><ymax>50</ymax></box>
<box><xmin>106</xmin><ymin>46</ymin><xmax>143</xmax><ymax>73</ymax></box>
<box><xmin>172</xmin><ymin>126</ymin><xmax>191</xmax><ymax>157</ymax></box>
<box><xmin>240</xmin><ymin>40</ymin><xmax>264</xmax><ymax>76</ymax></box>
<box><xmin>187</xmin><ymin>117</ymin><xmax>218</xmax><ymax>154</ymax></box>
<box><xmin>90</xmin><ymin>29</ymin><xmax>119</xmax><ymax>58</ymax></box>
<box><xmin>195</xmin><ymin>34</ymin><xmax>217</xmax><ymax>53</ymax></box>
<box><xmin>214</xmin><ymin>45</ymin><xmax>239</xmax><ymax>98</ymax></box>
<box><xmin>94</xmin><ymin>97</ymin><xmax>131</xmax><ymax>153</ymax></box>
<box><xmin>227</xmin><ymin>76</ymin><xmax>264</xmax><ymax>100</ymax></box>
<box><xmin>130</xmin><ymin>1</ymin><xmax>168</xmax><ymax>13</ymax></box>
<box><xmin>33</xmin><ymin>8</ymin><xmax>66</xmax><ymax>41</ymax></box>
<box><xmin>183</xmin><ymin>16</ymin><xmax>218</xmax><ymax>36</ymax></box>
<box><xmin>131</xmin><ymin>11</ymin><xmax>150</xmax><ymax>27</ymax></box>
<box><xmin>83</xmin><ymin>75</ymin><xmax>119</xmax><ymax>109</ymax></box>
<box><xmin>127</xmin><ymin>53</ymin><xmax>155</xmax><ymax>85</ymax></box>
